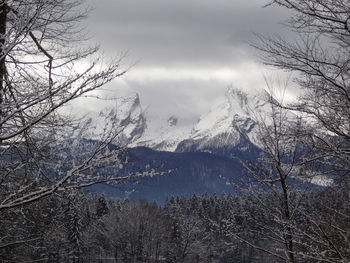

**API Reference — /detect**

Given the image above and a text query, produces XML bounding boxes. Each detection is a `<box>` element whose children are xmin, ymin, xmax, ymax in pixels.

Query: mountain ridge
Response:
<box><xmin>102</xmin><ymin>87</ymin><xmax>269</xmax><ymax>153</ymax></box>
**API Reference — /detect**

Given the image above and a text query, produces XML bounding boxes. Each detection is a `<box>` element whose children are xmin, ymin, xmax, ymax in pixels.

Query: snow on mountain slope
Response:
<box><xmin>85</xmin><ymin>93</ymin><xmax>146</xmax><ymax>145</ymax></box>
<box><xmin>131</xmin><ymin>115</ymin><xmax>194</xmax><ymax>151</ymax></box>
<box><xmin>176</xmin><ymin>87</ymin><xmax>268</xmax><ymax>153</ymax></box>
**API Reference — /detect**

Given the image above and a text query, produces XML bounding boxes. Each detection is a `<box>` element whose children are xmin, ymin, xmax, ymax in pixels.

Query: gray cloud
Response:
<box><xmin>84</xmin><ymin>0</ymin><xmax>292</xmax><ymax>119</ymax></box>
<box><xmin>89</xmin><ymin>0</ymin><xmax>289</xmax><ymax>64</ymax></box>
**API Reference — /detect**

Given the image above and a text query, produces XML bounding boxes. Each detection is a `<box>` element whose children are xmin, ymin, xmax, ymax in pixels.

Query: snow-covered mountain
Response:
<box><xmin>85</xmin><ymin>93</ymin><xmax>146</xmax><ymax>145</ymax></box>
<box><xmin>89</xmin><ymin>87</ymin><xmax>269</xmax><ymax>153</ymax></box>
<box><xmin>176</xmin><ymin>87</ymin><xmax>268</xmax><ymax>155</ymax></box>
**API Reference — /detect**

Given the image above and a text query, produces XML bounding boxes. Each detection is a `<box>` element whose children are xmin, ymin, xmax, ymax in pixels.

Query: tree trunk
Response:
<box><xmin>0</xmin><ymin>2</ymin><xmax>7</xmax><ymax>144</ymax></box>
<box><xmin>280</xmin><ymin>174</ymin><xmax>295</xmax><ymax>263</ymax></box>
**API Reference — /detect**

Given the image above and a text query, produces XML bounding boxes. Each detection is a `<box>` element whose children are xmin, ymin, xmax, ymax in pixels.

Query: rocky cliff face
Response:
<box><xmin>85</xmin><ymin>93</ymin><xmax>147</xmax><ymax>145</ymax></box>
<box><xmin>114</xmin><ymin>94</ymin><xmax>147</xmax><ymax>145</ymax></box>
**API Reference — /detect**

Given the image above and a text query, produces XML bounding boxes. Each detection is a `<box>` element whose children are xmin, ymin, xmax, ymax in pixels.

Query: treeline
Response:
<box><xmin>1</xmin><ymin>186</ymin><xmax>349</xmax><ymax>262</ymax></box>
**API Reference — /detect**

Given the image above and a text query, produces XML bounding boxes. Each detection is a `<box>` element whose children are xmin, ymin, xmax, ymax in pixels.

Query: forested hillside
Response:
<box><xmin>2</xmin><ymin>189</ymin><xmax>348</xmax><ymax>262</ymax></box>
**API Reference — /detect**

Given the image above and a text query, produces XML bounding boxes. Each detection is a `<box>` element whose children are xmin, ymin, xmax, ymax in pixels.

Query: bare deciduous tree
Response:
<box><xmin>237</xmin><ymin>0</ymin><xmax>350</xmax><ymax>261</ymax></box>
<box><xmin>0</xmin><ymin>0</ymin><xmax>137</xmax><ymax>212</ymax></box>
<box><xmin>254</xmin><ymin>0</ymin><xmax>350</xmax><ymax>175</ymax></box>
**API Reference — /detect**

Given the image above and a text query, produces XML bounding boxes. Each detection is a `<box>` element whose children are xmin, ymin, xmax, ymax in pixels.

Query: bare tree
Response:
<box><xmin>232</xmin><ymin>87</ymin><xmax>307</xmax><ymax>262</ymax></box>
<box><xmin>0</xmin><ymin>0</ymin><xmax>156</xmax><ymax>234</ymax></box>
<box><xmin>0</xmin><ymin>0</ymin><xmax>158</xmax><ymax>255</ymax></box>
<box><xmin>230</xmin><ymin>85</ymin><xmax>350</xmax><ymax>262</ymax></box>
<box><xmin>254</xmin><ymin>0</ymin><xmax>350</xmax><ymax>175</ymax></box>
<box><xmin>237</xmin><ymin>0</ymin><xmax>350</xmax><ymax>261</ymax></box>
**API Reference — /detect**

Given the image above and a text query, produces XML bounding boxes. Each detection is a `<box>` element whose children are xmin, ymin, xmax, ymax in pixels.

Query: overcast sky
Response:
<box><xmin>83</xmin><ymin>0</ymin><xmax>292</xmax><ymax>122</ymax></box>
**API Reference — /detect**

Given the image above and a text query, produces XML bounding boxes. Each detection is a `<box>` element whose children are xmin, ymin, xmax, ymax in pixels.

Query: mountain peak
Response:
<box><xmin>226</xmin><ymin>86</ymin><xmax>248</xmax><ymax>109</ymax></box>
<box><xmin>175</xmin><ymin>87</ymin><xmax>268</xmax><ymax>154</ymax></box>
<box><xmin>86</xmin><ymin>93</ymin><xmax>146</xmax><ymax>145</ymax></box>
<box><xmin>191</xmin><ymin>87</ymin><xmax>255</xmax><ymax>136</ymax></box>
